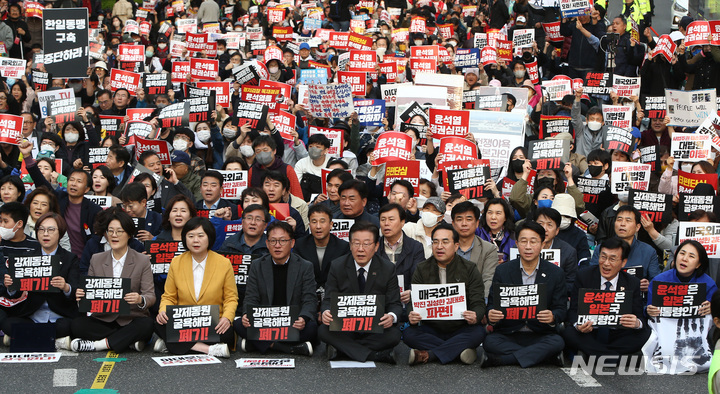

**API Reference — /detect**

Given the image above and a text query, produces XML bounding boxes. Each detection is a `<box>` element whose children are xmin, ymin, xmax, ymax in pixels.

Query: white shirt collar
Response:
<box><xmin>354</xmin><ymin>260</ymin><xmax>371</xmax><ymax>273</ymax></box>
<box><xmin>601</xmin><ymin>274</ymin><xmax>620</xmax><ymax>291</ymax></box>
<box><xmin>112</xmin><ymin>248</ymin><xmax>129</xmax><ymax>265</ymax></box>
<box><xmin>192</xmin><ymin>254</ymin><xmax>208</xmax><ymax>268</ymax></box>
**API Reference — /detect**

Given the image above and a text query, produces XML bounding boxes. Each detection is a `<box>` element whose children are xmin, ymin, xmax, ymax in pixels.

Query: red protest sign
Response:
<box><xmin>267</xmin><ymin>7</ymin><xmax>285</xmax><ymax>23</ymax></box>
<box><xmin>273</xmin><ymin>110</ymin><xmax>296</xmax><ymax>141</ymax></box>
<box><xmin>348</xmin><ymin>50</ymin><xmax>376</xmax><ymax>72</ymax></box>
<box><xmin>110</xmin><ymin>68</ymin><xmax>140</xmax><ymax>95</ymax></box>
<box><xmin>651</xmin><ymin>35</ymin><xmax>677</xmax><ymax>63</ymax></box>
<box><xmin>526</xmin><ymin>60</ymin><xmax>539</xmax><ymax>84</ymax></box>
<box><xmin>410</xmin><ymin>17</ymin><xmax>426</xmax><ymax>33</ymax></box>
<box><xmin>134</xmin><ymin>136</ymin><xmax>171</xmax><ymax>165</ymax></box>
<box><xmin>712</xmin><ymin>21</ymin><xmax>720</xmax><ymax>45</ymax></box>
<box><xmin>172</xmin><ymin>61</ymin><xmax>190</xmax><ymax>83</ymax></box>
<box><xmin>372</xmin><ymin>132</ymin><xmax>412</xmax><ymax>165</ymax></box>
<box><xmin>119</xmin><ymin>44</ymin><xmax>145</xmax><ymax>62</ymax></box>
<box><xmin>348</xmin><ymin>33</ymin><xmax>372</xmax><ymax>51</ymax></box>
<box><xmin>685</xmin><ymin>21</ymin><xmax>712</xmax><ymax>47</ymax></box>
<box><xmin>437</xmin><ymin>24</ymin><xmax>454</xmax><ymax>39</ymax></box>
<box><xmin>542</xmin><ymin>22</ymin><xmax>563</xmax><ymax>43</ymax></box>
<box><xmin>190</xmin><ymin>58</ymin><xmax>219</xmax><ymax>81</ymax></box>
<box><xmin>678</xmin><ymin>169</ymin><xmax>718</xmax><ymax>194</ymax></box>
<box><xmin>272</xmin><ymin>27</ymin><xmax>293</xmax><ymax>42</ymax></box>
<box><xmin>383</xmin><ymin>160</ymin><xmax>420</xmax><ymax>197</ymax></box>
<box><xmin>0</xmin><ymin>114</ymin><xmax>23</xmax><ymax>145</ymax></box>
<box><xmin>269</xmin><ymin>203</ymin><xmax>290</xmax><ymax>220</ymax></box>
<box><xmin>337</xmin><ymin>71</ymin><xmax>367</xmax><ymax>96</ymax></box>
<box><xmin>378</xmin><ymin>62</ymin><xmax>397</xmax><ymax>81</ymax></box>
<box><xmin>411</xmin><ymin>45</ymin><xmax>439</xmax><ymax>60</ymax></box>
<box><xmin>25</xmin><ymin>2</ymin><xmax>44</xmax><ymax>18</ymax></box>
<box><xmin>241</xmin><ymin>85</ymin><xmax>280</xmax><ymax>105</ymax></box>
<box><xmin>438</xmin><ymin>137</ymin><xmax>478</xmax><ymax>170</ymax></box>
<box><xmin>264</xmin><ymin>45</ymin><xmax>283</xmax><ymax>61</ymax></box>
<box><xmin>481</xmin><ymin>47</ymin><xmax>497</xmax><ymax>66</ymax></box>
<box><xmin>259</xmin><ymin>80</ymin><xmax>291</xmax><ymax>100</ymax></box>
<box><xmin>429</xmin><ymin>108</ymin><xmax>470</xmax><ymax>138</ymax></box>
<box><xmin>127</xmin><ymin>108</ymin><xmax>154</xmax><ymax>122</ymax></box>
<box><xmin>328</xmin><ymin>32</ymin><xmax>350</xmax><ymax>51</ymax></box>
<box><xmin>496</xmin><ymin>40</ymin><xmax>513</xmax><ymax>62</ymax></box>
<box><xmin>197</xmin><ymin>81</ymin><xmax>231</xmax><ymax>108</ymax></box>
<box><xmin>409</xmin><ymin>58</ymin><xmax>436</xmax><ymax>75</ymax></box>
<box><xmin>187</xmin><ymin>32</ymin><xmax>209</xmax><ymax>53</ymax></box>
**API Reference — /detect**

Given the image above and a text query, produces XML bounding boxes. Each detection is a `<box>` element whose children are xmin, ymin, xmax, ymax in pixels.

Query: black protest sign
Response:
<box><xmin>639</xmin><ymin>145</ymin><xmax>663</xmax><ymax>174</ymax></box>
<box><xmin>247</xmin><ymin>305</ymin><xmax>300</xmax><ymax>342</ymax></box>
<box><xmin>88</xmin><ymin>147</ymin><xmax>109</xmax><ymax>168</ymax></box>
<box><xmin>603</xmin><ymin>126</ymin><xmax>633</xmax><ymax>153</ymax></box>
<box><xmin>142</xmin><ymin>73</ymin><xmax>171</xmax><ymax>95</ymax></box>
<box><xmin>399</xmin><ymin>101</ymin><xmax>426</xmax><ymax>123</ymax></box>
<box><xmin>529</xmin><ymin>139</ymin><xmax>570</xmax><ymax>170</ymax></box>
<box><xmin>48</xmin><ymin>98</ymin><xmax>77</xmax><ymax>123</ymax></box>
<box><xmin>400</xmin><ymin>123</ymin><xmax>427</xmax><ymax>146</ymax></box>
<box><xmin>622</xmin><ymin>265</ymin><xmax>644</xmax><ymax>279</ymax></box>
<box><xmin>492</xmin><ymin>283</ymin><xmax>547</xmax><ymax>320</ymax></box>
<box><xmin>250</xmin><ymin>39</ymin><xmax>268</xmax><ymax>56</ymax></box>
<box><xmin>187</xmin><ymin>92</ymin><xmax>216</xmax><ymax>123</ymax></box>
<box><xmin>144</xmin><ymin>241</ymin><xmax>186</xmax><ymax>275</ymax></box>
<box><xmin>462</xmin><ymin>90</ymin><xmax>479</xmax><ymax>109</ymax></box>
<box><xmin>629</xmin><ymin>189</ymin><xmax>673</xmax><ymax>226</ymax></box>
<box><xmin>42</xmin><ymin>8</ymin><xmax>89</xmax><ymax>78</ymax></box>
<box><xmin>576</xmin><ymin>177</ymin><xmax>608</xmax><ymax>206</ymax></box>
<box><xmin>651</xmin><ymin>281</ymin><xmax>706</xmax><ymax>318</ymax></box>
<box><xmin>330</xmin><ymin>293</ymin><xmax>385</xmax><ymax>333</ymax></box>
<box><xmin>166</xmin><ymin>305</ymin><xmax>220</xmax><ymax>343</ymax></box>
<box><xmin>185</xmin><ymin>84</ymin><xmax>211</xmax><ymax>98</ymax></box>
<box><xmin>125</xmin><ymin>121</ymin><xmax>155</xmax><ymax>140</ymax></box>
<box><xmin>233</xmin><ymin>63</ymin><xmax>261</xmax><ymax>86</ymax></box>
<box><xmin>538</xmin><ymin>115</ymin><xmax>572</xmax><ymax>139</ymax></box>
<box><xmin>679</xmin><ymin>194</ymin><xmax>720</xmax><ymax>221</ymax></box>
<box><xmin>8</xmin><ymin>256</ymin><xmax>60</xmax><ymax>293</ymax></box>
<box><xmin>234</xmin><ymin>101</ymin><xmax>268</xmax><ymax>130</ymax></box>
<box><xmin>158</xmin><ymin>102</ymin><xmax>190</xmax><ymax>128</ymax></box>
<box><xmin>100</xmin><ymin>115</ymin><xmax>124</xmax><ymax>138</ymax></box>
<box><xmin>79</xmin><ymin>277</ymin><xmax>131</xmax><ymax>315</ymax></box>
<box><xmin>118</xmin><ymin>61</ymin><xmax>142</xmax><ymax>73</ymax></box>
<box><xmin>644</xmin><ymin>96</ymin><xmax>667</xmax><ymax>119</ymax></box>
<box><xmin>584</xmin><ymin>71</ymin><xmax>612</xmax><ymax>95</ymax></box>
<box><xmin>577</xmin><ymin>289</ymin><xmax>631</xmax><ymax>326</ymax></box>
<box><xmin>474</xmin><ymin>94</ymin><xmax>507</xmax><ymax>111</ymax></box>
<box><xmin>447</xmin><ymin>166</ymin><xmax>493</xmax><ymax>199</ymax></box>
<box><xmin>225</xmin><ymin>253</ymin><xmax>254</xmax><ymax>286</ymax></box>
<box><xmin>31</xmin><ymin>69</ymin><xmax>51</xmax><ymax>92</ymax></box>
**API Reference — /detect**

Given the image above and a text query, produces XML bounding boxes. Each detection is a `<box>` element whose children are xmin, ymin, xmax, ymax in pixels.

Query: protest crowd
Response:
<box><xmin>1</xmin><ymin>0</ymin><xmax>720</xmax><ymax>383</ymax></box>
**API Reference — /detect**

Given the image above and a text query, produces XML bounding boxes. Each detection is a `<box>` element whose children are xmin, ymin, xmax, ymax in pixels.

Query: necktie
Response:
<box><xmin>597</xmin><ymin>281</ymin><xmax>613</xmax><ymax>344</ymax></box>
<box><xmin>358</xmin><ymin>267</ymin><xmax>366</xmax><ymax>293</ymax></box>
<box><xmin>604</xmin><ymin>281</ymin><xmax>612</xmax><ymax>290</ymax></box>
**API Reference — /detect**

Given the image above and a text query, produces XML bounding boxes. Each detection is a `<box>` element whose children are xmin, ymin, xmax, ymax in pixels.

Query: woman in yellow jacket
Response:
<box><xmin>153</xmin><ymin>217</ymin><xmax>238</xmax><ymax>357</ymax></box>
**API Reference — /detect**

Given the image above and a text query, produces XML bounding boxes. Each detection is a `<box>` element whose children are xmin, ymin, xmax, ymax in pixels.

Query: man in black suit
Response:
<box><xmin>482</xmin><ymin>221</ymin><xmax>566</xmax><ymax>368</ymax></box>
<box><xmin>294</xmin><ymin>204</ymin><xmax>350</xmax><ymax>294</ymax></box>
<box><xmin>375</xmin><ymin>203</ymin><xmax>424</xmax><ymax>311</ymax></box>
<box><xmin>535</xmin><ymin>207</ymin><xmax>578</xmax><ymax>296</ymax></box>
<box><xmin>318</xmin><ymin>221</ymin><xmax>402</xmax><ymax>363</ymax></box>
<box><xmin>563</xmin><ymin>237</ymin><xmax>650</xmax><ymax>361</ymax></box>
<box><xmin>236</xmin><ymin>221</ymin><xmax>316</xmax><ymax>356</ymax></box>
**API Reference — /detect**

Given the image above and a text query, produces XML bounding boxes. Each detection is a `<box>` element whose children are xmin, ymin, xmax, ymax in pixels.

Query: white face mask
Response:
<box><xmin>414</xmin><ymin>40</ymin><xmax>423</xmax><ymax>46</ymax></box>
<box><xmin>158</xmin><ymin>43</ymin><xmax>167</xmax><ymax>49</ymax></box>
<box><xmin>587</xmin><ymin>121</ymin><xmax>603</xmax><ymax>131</ymax></box>
<box><xmin>173</xmin><ymin>139</ymin><xmax>188</xmax><ymax>152</ymax></box>
<box><xmin>239</xmin><ymin>145</ymin><xmax>254</xmax><ymax>157</ymax></box>
<box><xmin>65</xmin><ymin>132</ymin><xmax>79</xmax><ymax>144</ymax></box>
<box><xmin>514</xmin><ymin>70</ymin><xmax>525</xmax><ymax>78</ymax></box>
<box><xmin>197</xmin><ymin>129</ymin><xmax>211</xmax><ymax>143</ymax></box>
<box><xmin>217</xmin><ymin>50</ymin><xmax>225</xmax><ymax>55</ymax></box>
<box><xmin>421</xmin><ymin>211</ymin><xmax>440</xmax><ymax>227</ymax></box>
<box><xmin>40</xmin><ymin>144</ymin><xmax>55</xmax><ymax>152</ymax></box>
<box><xmin>680</xmin><ymin>163</ymin><xmax>693</xmax><ymax>173</ymax></box>
<box><xmin>0</xmin><ymin>224</ymin><xmax>17</xmax><ymax>240</ymax></box>
<box><xmin>268</xmin><ymin>66</ymin><xmax>279</xmax><ymax>74</ymax></box>
<box><xmin>617</xmin><ymin>192</ymin><xmax>629</xmax><ymax>203</ymax></box>
<box><xmin>222</xmin><ymin>128</ymin><xmax>236</xmax><ymax>139</ymax></box>
<box><xmin>559</xmin><ymin>217</ymin><xmax>572</xmax><ymax>230</ymax></box>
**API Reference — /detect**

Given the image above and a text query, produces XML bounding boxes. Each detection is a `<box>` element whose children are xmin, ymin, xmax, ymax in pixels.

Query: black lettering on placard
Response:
<box><xmin>576</xmin><ymin>289</ymin><xmax>631</xmax><ymax>326</ymax></box>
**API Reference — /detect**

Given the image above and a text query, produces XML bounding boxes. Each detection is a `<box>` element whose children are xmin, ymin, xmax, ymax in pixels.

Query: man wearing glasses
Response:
<box><xmin>404</xmin><ymin>223</ymin><xmax>486</xmax><ymax>366</ymax></box>
<box><xmin>318</xmin><ymin>221</ymin><xmax>402</xmax><ymax>364</ymax></box>
<box><xmin>219</xmin><ymin>204</ymin><xmax>269</xmax><ymax>256</ymax></box>
<box><xmin>235</xmin><ymin>221</ymin><xmax>317</xmax><ymax>356</ymax></box>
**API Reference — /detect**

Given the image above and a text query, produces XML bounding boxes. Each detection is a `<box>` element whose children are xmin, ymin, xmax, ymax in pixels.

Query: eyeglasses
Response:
<box><xmin>351</xmin><ymin>241</ymin><xmax>375</xmax><ymax>249</ymax></box>
<box><xmin>431</xmin><ymin>239</ymin><xmax>453</xmax><ymax>246</ymax></box>
<box><xmin>37</xmin><ymin>227</ymin><xmax>57</xmax><ymax>234</ymax></box>
<box><xmin>268</xmin><ymin>239</ymin><xmax>291</xmax><ymax>246</ymax></box>
<box><xmin>107</xmin><ymin>229</ymin><xmax>126</xmax><ymax>236</ymax></box>
<box><xmin>244</xmin><ymin>217</ymin><xmax>266</xmax><ymax>224</ymax></box>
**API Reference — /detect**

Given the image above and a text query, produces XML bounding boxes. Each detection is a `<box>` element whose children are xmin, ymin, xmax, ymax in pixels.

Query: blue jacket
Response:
<box><xmin>647</xmin><ymin>269</ymin><xmax>718</xmax><ymax>306</ymax></box>
<box><xmin>590</xmin><ymin>237</ymin><xmax>661</xmax><ymax>281</ymax></box>
<box><xmin>478</xmin><ymin>227</ymin><xmax>515</xmax><ymax>264</ymax></box>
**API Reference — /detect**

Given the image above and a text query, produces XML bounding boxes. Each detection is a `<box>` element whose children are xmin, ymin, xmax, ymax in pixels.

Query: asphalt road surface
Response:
<box><xmin>0</xmin><ymin>341</ymin><xmax>708</xmax><ymax>393</ymax></box>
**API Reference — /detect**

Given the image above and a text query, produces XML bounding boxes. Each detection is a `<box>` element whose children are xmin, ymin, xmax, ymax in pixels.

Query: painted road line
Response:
<box><xmin>90</xmin><ymin>351</ymin><xmax>120</xmax><ymax>389</ymax></box>
<box><xmin>53</xmin><ymin>368</ymin><xmax>77</xmax><ymax>387</ymax></box>
<box><xmin>57</xmin><ymin>350</ymin><xmax>78</xmax><ymax>357</ymax></box>
<box><xmin>562</xmin><ymin>367</ymin><xmax>602</xmax><ymax>387</ymax></box>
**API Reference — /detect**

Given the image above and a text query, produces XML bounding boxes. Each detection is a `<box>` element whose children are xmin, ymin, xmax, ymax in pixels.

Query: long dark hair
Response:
<box><xmin>480</xmin><ymin>198</ymin><xmax>515</xmax><ymax>235</ymax></box>
<box><xmin>673</xmin><ymin>240</ymin><xmax>710</xmax><ymax>277</ymax></box>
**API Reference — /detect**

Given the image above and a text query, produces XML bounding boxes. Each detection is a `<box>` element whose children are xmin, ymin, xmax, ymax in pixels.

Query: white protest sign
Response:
<box><xmin>152</xmin><ymin>355</ymin><xmax>221</xmax><ymax>367</ymax></box>
<box><xmin>602</xmin><ymin>105</ymin><xmax>634</xmax><ymax>131</ymax></box>
<box><xmin>612</xmin><ymin>75</ymin><xmax>641</xmax><ymax>99</ymax></box>
<box><xmin>0</xmin><ymin>353</ymin><xmax>61</xmax><ymax>363</ymax></box>
<box><xmin>512</xmin><ymin>29</ymin><xmax>535</xmax><ymax>48</ymax></box>
<box><xmin>236</xmin><ymin>358</ymin><xmax>295</xmax><ymax>368</ymax></box>
<box><xmin>611</xmin><ymin>162</ymin><xmax>651</xmax><ymax>194</ymax></box>
<box><xmin>671</xmin><ymin>133</ymin><xmax>712</xmax><ymax>162</ymax></box>
<box><xmin>37</xmin><ymin>88</ymin><xmax>74</xmax><ymax>118</ymax></box>
<box><xmin>666</xmin><ymin>89</ymin><xmax>718</xmax><ymax>127</ymax></box>
<box><xmin>411</xmin><ymin>283</ymin><xmax>467</xmax><ymax>320</ymax></box>
<box><xmin>541</xmin><ymin>79</ymin><xmax>572</xmax><ymax>101</ymax></box>
<box><xmin>678</xmin><ymin>222</ymin><xmax>720</xmax><ymax>258</ymax></box>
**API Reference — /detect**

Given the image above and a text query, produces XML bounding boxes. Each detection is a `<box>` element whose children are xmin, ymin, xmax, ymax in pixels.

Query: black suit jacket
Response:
<box><xmin>321</xmin><ymin>254</ymin><xmax>402</xmax><ymax>319</ymax></box>
<box><xmin>7</xmin><ymin>247</ymin><xmax>80</xmax><ymax>318</ymax></box>
<box><xmin>487</xmin><ymin>258</ymin><xmax>567</xmax><ymax>335</ymax></box>
<box><xmin>293</xmin><ymin>234</ymin><xmax>350</xmax><ymax>290</ymax></box>
<box><xmin>566</xmin><ymin>266</ymin><xmax>647</xmax><ymax>327</ymax></box>
<box><xmin>375</xmin><ymin>233</ymin><xmax>424</xmax><ymax>292</ymax></box>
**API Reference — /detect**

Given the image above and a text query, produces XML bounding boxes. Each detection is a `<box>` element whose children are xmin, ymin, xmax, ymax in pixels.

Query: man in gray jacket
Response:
<box><xmin>572</xmin><ymin>87</ymin><xmax>608</xmax><ymax>158</ymax></box>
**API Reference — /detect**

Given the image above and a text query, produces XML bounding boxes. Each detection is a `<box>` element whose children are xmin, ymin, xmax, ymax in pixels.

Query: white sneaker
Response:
<box><xmin>55</xmin><ymin>336</ymin><xmax>71</xmax><ymax>350</ymax></box>
<box><xmin>71</xmin><ymin>339</ymin><xmax>96</xmax><ymax>352</ymax></box>
<box><xmin>130</xmin><ymin>340</ymin><xmax>145</xmax><ymax>352</ymax></box>
<box><xmin>153</xmin><ymin>338</ymin><xmax>168</xmax><ymax>353</ymax></box>
<box><xmin>3</xmin><ymin>335</ymin><xmax>10</xmax><ymax>347</ymax></box>
<box><xmin>240</xmin><ymin>338</ymin><xmax>247</xmax><ymax>352</ymax></box>
<box><xmin>208</xmin><ymin>343</ymin><xmax>230</xmax><ymax>358</ymax></box>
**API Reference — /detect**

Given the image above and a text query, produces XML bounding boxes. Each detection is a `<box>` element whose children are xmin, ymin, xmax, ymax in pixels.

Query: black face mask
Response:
<box><xmin>510</xmin><ymin>159</ymin><xmax>525</xmax><ymax>173</ymax></box>
<box><xmin>536</xmin><ymin>177</ymin><xmax>554</xmax><ymax>190</ymax></box>
<box><xmin>588</xmin><ymin>165</ymin><xmax>603</xmax><ymax>177</ymax></box>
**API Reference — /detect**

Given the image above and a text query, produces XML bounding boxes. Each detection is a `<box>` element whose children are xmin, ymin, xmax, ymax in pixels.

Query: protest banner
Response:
<box><xmin>408</xmin><ymin>58</ymin><xmax>436</xmax><ymax>76</ymax></box>
<box><xmin>0</xmin><ymin>353</ymin><xmax>61</xmax><ymax>363</ymax></box>
<box><xmin>644</xmin><ymin>96</ymin><xmax>667</xmax><ymax>119</ymax></box>
<box><xmin>354</xmin><ymin>99</ymin><xmax>385</xmax><ymax>127</ymax></box>
<box><xmin>383</xmin><ymin>160</ymin><xmax>420</xmax><ymax>197</ymax></box>
<box><xmin>79</xmin><ymin>277</ymin><xmax>131</xmax><ymax>314</ymax></box>
<box><xmin>474</xmin><ymin>33</ymin><xmax>488</xmax><ymax>48</ymax></box>
<box><xmin>247</xmin><ymin>305</ymin><xmax>300</xmax><ymax>341</ymax></box>
<box><xmin>438</xmin><ymin>136</ymin><xmax>479</xmax><ymax>169</ymax></box>
<box><xmin>542</xmin><ymin>21</ymin><xmax>563</xmax><ymax>43</ymax></box>
<box><xmin>512</xmin><ymin>29</ymin><xmax>535</xmax><ymax>48</ymax></box>
<box><xmin>629</xmin><ymin>189</ymin><xmax>673</xmax><ymax>225</ymax></box>
<box><xmin>47</xmin><ymin>98</ymin><xmax>77</xmax><ymax>123</ymax></box>
<box><xmin>171</xmin><ymin>61</ymin><xmax>190</xmax><ymax>83</ymax></box>
<box><xmin>666</xmin><ymin>89</ymin><xmax>718</xmax><ymax>127</ymax></box>
<box><xmin>31</xmin><ymin>69</ymin><xmax>50</xmax><ymax>92</ymax></box>
<box><xmin>234</xmin><ymin>101</ymin><xmax>268</xmax><ymax>130</ymax></box>
<box><xmin>679</xmin><ymin>194</ymin><xmax>719</xmax><ymax>221</ymax></box>
<box><xmin>576</xmin><ymin>174</ymin><xmax>608</xmax><ymax>202</ymax></box>
<box><xmin>612</xmin><ymin>75</ymin><xmax>641</xmax><ymax>99</ymax></box>
<box><xmin>330</xmin><ymin>219</ymin><xmax>354</xmax><ymax>242</ymax></box>
<box><xmin>236</xmin><ymin>358</ymin><xmax>295</xmax><ymax>368</ymax></box>
<box><xmin>142</xmin><ymin>73</ymin><xmax>171</xmax><ymax>95</ymax></box>
<box><xmin>186</xmin><ymin>32</ymin><xmax>208</xmax><ymax>53</ymax></box>
<box><xmin>678</xmin><ymin>169</ymin><xmax>718</xmax><ymax>194</ymax></box>
<box><xmin>134</xmin><ymin>136</ymin><xmax>170</xmax><ymax>165</ymax></box>
<box><xmin>371</xmin><ymin>132</ymin><xmax>412</xmax><ymax>165</ymax></box>
<box><xmin>671</xmin><ymin>133</ymin><xmax>711</xmax><ymax>162</ymax></box>
<box><xmin>603</xmin><ymin>126</ymin><xmax>634</xmax><ymax>153</ymax></box>
<box><xmin>330</xmin><ymin>294</ymin><xmax>385</xmax><ymax>333</ymax></box>
<box><xmin>190</xmin><ymin>58</ymin><xmax>219</xmax><ymax>81</ymax></box>
<box><xmin>696</xmin><ymin>114</ymin><xmax>720</xmax><ymax>150</ymax></box>
<box><xmin>308</xmin><ymin>126</ymin><xmax>344</xmax><ymax>157</ymax></box>
<box><xmin>584</xmin><ymin>71</ymin><xmax>612</xmax><ymax>95</ymax></box>
<box><xmin>602</xmin><ymin>105</ymin><xmax>633</xmax><ymax>130</ymax></box>
<box><xmin>42</xmin><ymin>8</ymin><xmax>88</xmax><ymax>78</ymax></box>
<box><xmin>118</xmin><ymin>44</ymin><xmax>144</xmax><ymax>62</ymax></box>
<box><xmin>428</xmin><ymin>108</ymin><xmax>470</xmax><ymax>138</ymax></box>
<box><xmin>577</xmin><ymin>288</ymin><xmax>631</xmax><ymax>326</ymax></box>
<box><xmin>125</xmin><ymin>121</ymin><xmax>156</xmax><ymax>140</ymax></box>
<box><xmin>639</xmin><ymin>145</ymin><xmax>662</xmax><ymax>174</ymax></box>
<box><xmin>541</xmin><ymin>79</ymin><xmax>572</xmax><ymax>101</ymax></box>
<box><xmin>378</xmin><ymin>62</ymin><xmax>398</xmax><ymax>81</ymax></box>
<box><xmin>7</xmin><ymin>256</ymin><xmax>60</xmax><ymax>292</ymax></box>
<box><xmin>215</xmin><ymin>170</ymin><xmax>248</xmax><ymax>199</ymax></box>
<box><xmin>441</xmin><ymin>159</ymin><xmax>490</xmax><ymax>189</ymax></box>
<box><xmin>273</xmin><ymin>110</ymin><xmax>295</xmax><ymax>141</ymax></box>
<box><xmin>529</xmin><ymin>139</ymin><xmax>570</xmax><ymax>170</ymax></box>
<box><xmin>347</xmin><ymin>50</ymin><xmax>376</xmax><ymax>72</ymax></box>
<box><xmin>127</xmin><ymin>108</ymin><xmax>154</xmax><ymax>122</ymax></box>
<box><xmin>0</xmin><ymin>114</ymin><xmax>23</xmax><ymax>145</ymax></box>
<box><xmin>297</xmin><ymin>68</ymin><xmax>327</xmax><ymax>85</ymax></box>
<box><xmin>446</xmin><ymin>166</ymin><xmax>493</xmax><ymax>199</ymax></box>
<box><xmin>678</xmin><ymin>222</ymin><xmax>720</xmax><ymax>258</ymax></box>
<box><xmin>186</xmin><ymin>93</ymin><xmax>216</xmax><ymax>123</ymax></box>
<box><xmin>525</xmin><ymin>60</ymin><xmax>539</xmax><ymax>84</ymax></box>
<box><xmin>453</xmin><ymin>48</ymin><xmax>479</xmax><ymax>69</ymax></box>
<box><xmin>0</xmin><ymin>58</ymin><xmax>25</xmax><ymax>78</ymax></box>
<box><xmin>109</xmin><ymin>68</ymin><xmax>140</xmax><ymax>95</ymax></box>
<box><xmin>308</xmin><ymin>84</ymin><xmax>354</xmax><ymax>119</ymax></box>
<box><xmin>166</xmin><ymin>305</ymin><xmax>219</xmax><ymax>343</ymax></box>
<box><xmin>651</xmin><ymin>35</ymin><xmax>677</xmax><ymax>63</ymax></box>
<box><xmin>611</xmin><ymin>162</ymin><xmax>651</xmax><ymax>194</ymax></box>
<box><xmin>684</xmin><ymin>21</ymin><xmax>712</xmax><ymax>47</ymax></box>
<box><xmin>337</xmin><ymin>71</ymin><xmax>367</xmax><ymax>96</ymax></box>
<box><xmin>99</xmin><ymin>115</ymin><xmax>123</xmax><ymax>139</ymax></box>
<box><xmin>480</xmin><ymin>46</ymin><xmax>497</xmax><ymax>66</ymax></box>
<box><xmin>538</xmin><ymin>115</ymin><xmax>572</xmax><ymax>139</ymax></box>
<box><xmin>411</xmin><ymin>283</ymin><xmax>467</xmax><ymax>320</ymax></box>
<box><xmin>347</xmin><ymin>32</ymin><xmax>372</xmax><ymax>50</ymax></box>
<box><xmin>651</xmin><ymin>282</ymin><xmax>706</xmax><ymax>318</ymax></box>
<box><xmin>158</xmin><ymin>102</ymin><xmax>190</xmax><ymax>128</ymax></box>
<box><xmin>152</xmin><ymin>355</ymin><xmax>221</xmax><ymax>367</ymax></box>
<box><xmin>144</xmin><ymin>241</ymin><xmax>185</xmax><ymax>275</ymax></box>
<box><xmin>87</xmin><ymin>147</ymin><xmax>109</xmax><ymax>169</ymax></box>
<box><xmin>25</xmin><ymin>2</ymin><xmax>44</xmax><ymax>19</ymax></box>
<box><xmin>492</xmin><ymin>283</ymin><xmax>547</xmax><ymax>319</ymax></box>
<box><xmin>560</xmin><ymin>0</ymin><xmax>593</xmax><ymax>18</ymax></box>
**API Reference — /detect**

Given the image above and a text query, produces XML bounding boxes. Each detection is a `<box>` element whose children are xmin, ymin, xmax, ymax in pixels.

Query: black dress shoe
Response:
<box><xmin>326</xmin><ymin>344</ymin><xmax>338</xmax><ymax>360</ymax></box>
<box><xmin>373</xmin><ymin>348</ymin><xmax>396</xmax><ymax>364</ymax></box>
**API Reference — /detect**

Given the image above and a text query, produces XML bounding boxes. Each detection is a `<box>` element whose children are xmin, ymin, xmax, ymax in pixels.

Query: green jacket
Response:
<box><xmin>180</xmin><ymin>171</ymin><xmax>202</xmax><ymax>202</ymax></box>
<box><xmin>411</xmin><ymin>254</ymin><xmax>486</xmax><ymax>333</ymax></box>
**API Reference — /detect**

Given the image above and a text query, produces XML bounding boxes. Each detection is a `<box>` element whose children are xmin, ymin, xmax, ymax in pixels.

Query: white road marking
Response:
<box><xmin>57</xmin><ymin>350</ymin><xmax>78</xmax><ymax>357</ymax></box>
<box><xmin>53</xmin><ymin>368</ymin><xmax>77</xmax><ymax>387</ymax></box>
<box><xmin>562</xmin><ymin>367</ymin><xmax>602</xmax><ymax>387</ymax></box>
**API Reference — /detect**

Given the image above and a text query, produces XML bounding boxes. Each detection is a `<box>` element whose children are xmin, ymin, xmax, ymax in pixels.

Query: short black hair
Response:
<box><xmin>327</xmin><ymin>158</ymin><xmax>349</xmax><ymax>169</ymax></box>
<box><xmin>431</xmin><ymin>222</ymin><xmax>459</xmax><ymax>243</ymax></box>
<box><xmin>616</xmin><ymin>205</ymin><xmax>640</xmax><ymax>224</ymax></box>
<box><xmin>240</xmin><ymin>187</ymin><xmax>270</xmax><ymax>210</ymax></box>
<box><xmin>327</xmin><ymin>168</ymin><xmax>353</xmax><ymax>183</ymax></box>
<box><xmin>338</xmin><ymin>179</ymin><xmax>368</xmax><ymax>199</ymax></box>
<box><xmin>390</xmin><ymin>179</ymin><xmax>414</xmax><ymax>198</ymax></box>
<box><xmin>0</xmin><ymin>201</ymin><xmax>29</xmax><ymax>227</ymax></box>
<box><xmin>40</xmin><ymin>131</ymin><xmax>63</xmax><ymax>147</ymax></box>
<box><xmin>120</xmin><ymin>182</ymin><xmax>148</xmax><ymax>204</ymax></box>
<box><xmin>252</xmin><ymin>134</ymin><xmax>276</xmax><ymax>151</ymax></box>
<box><xmin>106</xmin><ymin>207</ymin><xmax>137</xmax><ymax>238</ymax></box>
<box><xmin>138</xmin><ymin>150</ymin><xmax>160</xmax><ymax>167</ymax></box>
<box><xmin>0</xmin><ymin>175</ymin><xmax>24</xmax><ymax>202</ymax></box>
<box><xmin>535</xmin><ymin>207</ymin><xmax>561</xmax><ymax>227</ymax></box>
<box><xmin>92</xmin><ymin>166</ymin><xmax>117</xmax><ymax>194</ymax></box>
<box><xmin>308</xmin><ymin>203</ymin><xmax>333</xmax><ymax>220</ymax></box>
<box><xmin>515</xmin><ymin>220</ymin><xmax>546</xmax><ymax>243</ymax></box>
<box><xmin>109</xmin><ymin>144</ymin><xmax>130</xmax><ymax>167</ymax></box>
<box><xmin>132</xmin><ymin>173</ymin><xmax>157</xmax><ymax>195</ymax></box>
<box><xmin>451</xmin><ymin>201</ymin><xmax>479</xmax><ymax>221</ymax></box>
<box><xmin>265</xmin><ymin>220</ymin><xmax>294</xmax><ymax>239</ymax></box>
<box><xmin>261</xmin><ymin>170</ymin><xmax>290</xmax><ymax>191</ymax></box>
<box><xmin>69</xmin><ymin>168</ymin><xmax>92</xmax><ymax>189</ymax></box>
<box><xmin>587</xmin><ymin>149</ymin><xmax>611</xmax><ymax>166</ymax></box>
<box><xmin>308</xmin><ymin>134</ymin><xmax>331</xmax><ymax>149</ymax></box>
<box><xmin>349</xmin><ymin>221</ymin><xmax>379</xmax><ymax>244</ymax></box>
<box><xmin>161</xmin><ymin>194</ymin><xmax>197</xmax><ymax>231</ymax></box>
<box><xmin>242</xmin><ymin>203</ymin><xmax>270</xmax><ymax>223</ymax></box>
<box><xmin>202</xmin><ymin>170</ymin><xmax>224</xmax><ymax>187</ymax></box>
<box><xmin>182</xmin><ymin>217</ymin><xmax>216</xmax><ymax>251</ymax></box>
<box><xmin>598</xmin><ymin>237</ymin><xmax>631</xmax><ymax>260</ymax></box>
<box><xmin>379</xmin><ymin>203</ymin><xmax>406</xmax><ymax>222</ymax></box>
